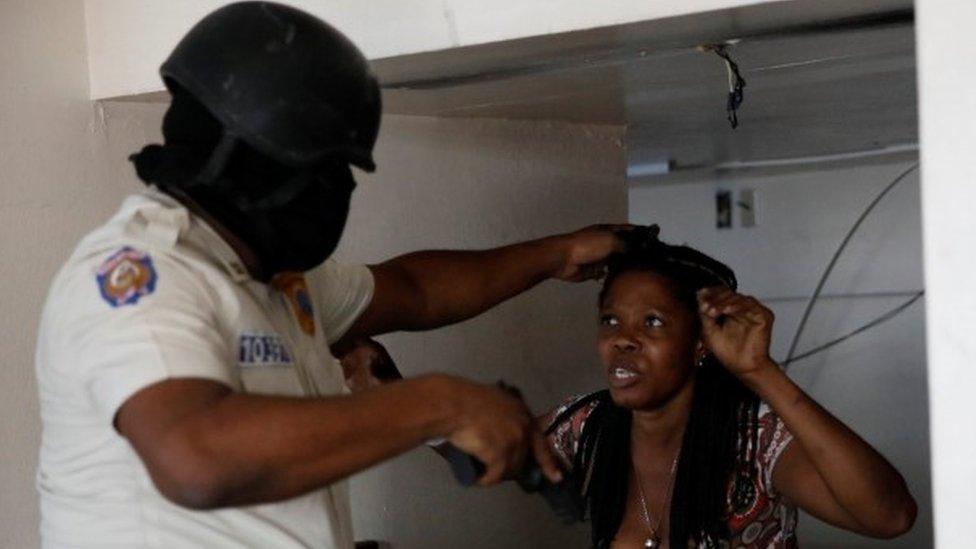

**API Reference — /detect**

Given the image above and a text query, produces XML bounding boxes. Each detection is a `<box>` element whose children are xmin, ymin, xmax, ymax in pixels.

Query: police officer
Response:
<box><xmin>35</xmin><ymin>3</ymin><xmax>628</xmax><ymax>548</ymax></box>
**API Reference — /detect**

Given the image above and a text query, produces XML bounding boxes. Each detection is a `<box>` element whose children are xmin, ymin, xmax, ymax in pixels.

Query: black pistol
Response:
<box><xmin>432</xmin><ymin>382</ymin><xmax>584</xmax><ymax>524</ymax></box>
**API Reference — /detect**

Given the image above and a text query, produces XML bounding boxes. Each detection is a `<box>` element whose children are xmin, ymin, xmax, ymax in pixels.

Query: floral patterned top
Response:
<box><xmin>545</xmin><ymin>393</ymin><xmax>798</xmax><ymax>548</ymax></box>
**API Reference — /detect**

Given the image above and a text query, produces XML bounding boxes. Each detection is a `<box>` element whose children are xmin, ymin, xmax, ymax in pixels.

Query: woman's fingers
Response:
<box><xmin>723</xmin><ymin>296</ymin><xmax>771</xmax><ymax>326</ymax></box>
<box><xmin>698</xmin><ymin>290</ymin><xmax>719</xmax><ymax>318</ymax></box>
<box><xmin>722</xmin><ymin>298</ymin><xmax>756</xmax><ymax>320</ymax></box>
<box><xmin>739</xmin><ymin>296</ymin><xmax>773</xmax><ymax>324</ymax></box>
<box><xmin>699</xmin><ymin>288</ymin><xmax>737</xmax><ymax>318</ymax></box>
<box><xmin>698</xmin><ymin>288</ymin><xmax>770</xmax><ymax>326</ymax></box>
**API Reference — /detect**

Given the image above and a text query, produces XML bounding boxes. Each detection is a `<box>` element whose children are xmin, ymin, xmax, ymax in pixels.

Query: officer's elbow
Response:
<box><xmin>145</xmin><ymin>434</ymin><xmax>235</xmax><ymax>510</ymax></box>
<box><xmin>156</xmin><ymin>468</ymin><xmax>227</xmax><ymax>510</ymax></box>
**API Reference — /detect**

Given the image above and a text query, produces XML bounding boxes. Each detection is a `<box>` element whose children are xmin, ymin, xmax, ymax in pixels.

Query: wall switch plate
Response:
<box><xmin>716</xmin><ymin>190</ymin><xmax>732</xmax><ymax>229</ymax></box>
<box><xmin>738</xmin><ymin>188</ymin><xmax>757</xmax><ymax>227</ymax></box>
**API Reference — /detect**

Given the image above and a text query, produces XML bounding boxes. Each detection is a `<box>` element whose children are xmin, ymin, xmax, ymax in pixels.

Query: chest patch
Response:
<box><xmin>238</xmin><ymin>333</ymin><xmax>294</xmax><ymax>367</ymax></box>
<box><xmin>272</xmin><ymin>272</ymin><xmax>316</xmax><ymax>336</ymax></box>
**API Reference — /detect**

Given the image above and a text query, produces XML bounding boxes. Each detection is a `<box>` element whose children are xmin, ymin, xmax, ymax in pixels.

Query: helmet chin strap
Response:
<box><xmin>170</xmin><ymin>129</ymin><xmax>326</xmax><ymax>213</ymax></box>
<box><xmin>194</xmin><ymin>132</ymin><xmax>237</xmax><ymax>186</ymax></box>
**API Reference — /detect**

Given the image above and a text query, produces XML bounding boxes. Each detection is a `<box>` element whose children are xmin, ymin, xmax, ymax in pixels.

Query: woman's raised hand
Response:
<box><xmin>696</xmin><ymin>286</ymin><xmax>777</xmax><ymax>377</ymax></box>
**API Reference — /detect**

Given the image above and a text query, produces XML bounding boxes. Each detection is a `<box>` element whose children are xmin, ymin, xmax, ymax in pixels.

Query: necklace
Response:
<box><xmin>634</xmin><ymin>452</ymin><xmax>680</xmax><ymax>549</ymax></box>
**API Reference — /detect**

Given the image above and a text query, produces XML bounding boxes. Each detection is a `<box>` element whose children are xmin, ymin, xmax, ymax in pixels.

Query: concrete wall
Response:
<box><xmin>629</xmin><ymin>157</ymin><xmax>930</xmax><ymax>548</ymax></box>
<box><xmin>0</xmin><ymin>1</ymin><xmax>100</xmax><ymax>547</ymax></box>
<box><xmin>337</xmin><ymin>115</ymin><xmax>626</xmax><ymax>548</ymax></box>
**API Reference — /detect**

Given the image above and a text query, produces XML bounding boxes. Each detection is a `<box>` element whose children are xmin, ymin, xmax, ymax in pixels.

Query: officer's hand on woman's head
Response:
<box><xmin>550</xmin><ymin>224</ymin><xmax>635</xmax><ymax>282</ymax></box>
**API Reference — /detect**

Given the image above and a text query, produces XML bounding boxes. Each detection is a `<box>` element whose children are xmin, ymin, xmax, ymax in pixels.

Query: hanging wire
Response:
<box><xmin>783</xmin><ymin>291</ymin><xmax>924</xmax><ymax>366</ymax></box>
<box><xmin>711</xmin><ymin>45</ymin><xmax>747</xmax><ymax>129</ymax></box>
<box><xmin>782</xmin><ymin>163</ymin><xmax>921</xmax><ymax>370</ymax></box>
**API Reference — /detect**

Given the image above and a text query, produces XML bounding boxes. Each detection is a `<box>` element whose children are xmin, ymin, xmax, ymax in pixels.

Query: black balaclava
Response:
<box><xmin>131</xmin><ymin>87</ymin><xmax>354</xmax><ymax>280</ymax></box>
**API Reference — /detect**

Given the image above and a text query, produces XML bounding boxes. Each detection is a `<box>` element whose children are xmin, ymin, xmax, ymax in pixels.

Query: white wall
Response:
<box><xmin>629</xmin><ymin>158</ymin><xmax>930</xmax><ymax>548</ymax></box>
<box><xmin>915</xmin><ymin>1</ymin><xmax>976</xmax><ymax>547</ymax></box>
<box><xmin>0</xmin><ymin>1</ymin><xmax>107</xmax><ymax>547</ymax></box>
<box><xmin>83</xmin><ymin>0</ymin><xmax>774</xmax><ymax>99</ymax></box>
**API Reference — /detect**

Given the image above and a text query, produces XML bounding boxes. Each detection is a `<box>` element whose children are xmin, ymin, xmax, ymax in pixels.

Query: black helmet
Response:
<box><xmin>161</xmin><ymin>1</ymin><xmax>381</xmax><ymax>172</ymax></box>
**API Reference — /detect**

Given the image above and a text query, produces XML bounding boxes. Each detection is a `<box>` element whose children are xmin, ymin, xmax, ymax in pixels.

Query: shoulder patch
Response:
<box><xmin>96</xmin><ymin>247</ymin><xmax>158</xmax><ymax>307</ymax></box>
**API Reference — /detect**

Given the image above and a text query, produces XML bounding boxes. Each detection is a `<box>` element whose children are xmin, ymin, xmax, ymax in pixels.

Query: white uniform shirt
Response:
<box><xmin>35</xmin><ymin>188</ymin><xmax>374</xmax><ymax>548</ymax></box>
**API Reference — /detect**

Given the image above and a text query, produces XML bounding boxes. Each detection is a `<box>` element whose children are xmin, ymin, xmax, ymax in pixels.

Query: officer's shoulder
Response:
<box><xmin>50</xmin><ymin>193</ymin><xmax>211</xmax><ymax>312</ymax></box>
<box><xmin>67</xmin><ymin>190</ymin><xmax>185</xmax><ymax>258</ymax></box>
<box><xmin>51</xmin><ymin>240</ymin><xmax>200</xmax><ymax>315</ymax></box>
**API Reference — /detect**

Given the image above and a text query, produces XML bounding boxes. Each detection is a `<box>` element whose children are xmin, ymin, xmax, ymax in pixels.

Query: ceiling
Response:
<box><xmin>117</xmin><ymin>0</ymin><xmax>918</xmax><ymax>173</ymax></box>
<box><xmin>373</xmin><ymin>0</ymin><xmax>917</xmax><ymax>173</ymax></box>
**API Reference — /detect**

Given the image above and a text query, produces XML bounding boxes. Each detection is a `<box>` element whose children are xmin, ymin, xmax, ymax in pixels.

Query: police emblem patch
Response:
<box><xmin>96</xmin><ymin>247</ymin><xmax>158</xmax><ymax>307</ymax></box>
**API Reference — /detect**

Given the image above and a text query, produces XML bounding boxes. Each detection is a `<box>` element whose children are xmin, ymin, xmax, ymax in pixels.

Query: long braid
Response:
<box><xmin>574</xmin><ymin>394</ymin><xmax>631</xmax><ymax>549</ymax></box>
<box><xmin>669</xmin><ymin>357</ymin><xmax>759</xmax><ymax>547</ymax></box>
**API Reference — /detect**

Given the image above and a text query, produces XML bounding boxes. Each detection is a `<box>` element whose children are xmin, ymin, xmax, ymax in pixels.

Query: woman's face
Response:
<box><xmin>598</xmin><ymin>270</ymin><xmax>702</xmax><ymax>410</ymax></box>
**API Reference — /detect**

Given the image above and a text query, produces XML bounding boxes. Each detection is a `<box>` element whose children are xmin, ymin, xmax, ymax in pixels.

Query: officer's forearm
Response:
<box><xmin>379</xmin><ymin>237</ymin><xmax>567</xmax><ymax>330</ymax></box>
<box><xmin>137</xmin><ymin>374</ymin><xmax>460</xmax><ymax>509</ymax></box>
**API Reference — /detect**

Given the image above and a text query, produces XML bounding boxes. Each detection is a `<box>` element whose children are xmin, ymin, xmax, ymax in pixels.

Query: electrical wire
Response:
<box><xmin>782</xmin><ymin>162</ymin><xmax>921</xmax><ymax>369</ymax></box>
<box><xmin>711</xmin><ymin>45</ymin><xmax>747</xmax><ymax>129</ymax></box>
<box><xmin>783</xmin><ymin>291</ymin><xmax>924</xmax><ymax>366</ymax></box>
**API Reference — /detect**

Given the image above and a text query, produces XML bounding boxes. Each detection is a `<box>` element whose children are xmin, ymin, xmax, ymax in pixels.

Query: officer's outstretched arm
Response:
<box><xmin>115</xmin><ymin>375</ymin><xmax>561</xmax><ymax>509</ymax></box>
<box><xmin>333</xmin><ymin>225</ymin><xmax>629</xmax><ymax>348</ymax></box>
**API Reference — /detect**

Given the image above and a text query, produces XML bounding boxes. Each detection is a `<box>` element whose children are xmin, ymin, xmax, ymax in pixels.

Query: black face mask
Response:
<box><xmin>131</xmin><ymin>89</ymin><xmax>355</xmax><ymax>279</ymax></box>
<box><xmin>220</xmin><ymin>163</ymin><xmax>355</xmax><ymax>276</ymax></box>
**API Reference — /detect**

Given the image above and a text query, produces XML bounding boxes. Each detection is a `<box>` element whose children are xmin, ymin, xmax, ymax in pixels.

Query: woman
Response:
<box><xmin>543</xmin><ymin>231</ymin><xmax>916</xmax><ymax>548</ymax></box>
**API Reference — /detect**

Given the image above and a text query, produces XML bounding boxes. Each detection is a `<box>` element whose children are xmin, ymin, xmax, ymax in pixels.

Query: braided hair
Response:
<box><xmin>559</xmin><ymin>226</ymin><xmax>761</xmax><ymax>548</ymax></box>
